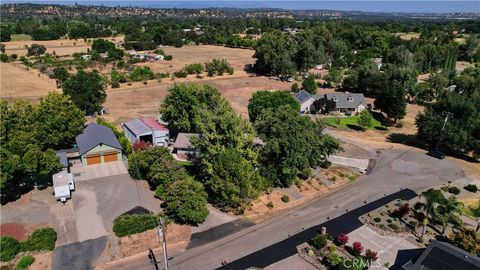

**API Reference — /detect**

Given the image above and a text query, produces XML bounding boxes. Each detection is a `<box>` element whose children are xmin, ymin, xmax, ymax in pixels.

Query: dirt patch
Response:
<box><xmin>0</xmin><ymin>62</ymin><xmax>59</xmax><ymax>101</ymax></box>
<box><xmin>118</xmin><ymin>223</ymin><xmax>190</xmax><ymax>258</ymax></box>
<box><xmin>0</xmin><ymin>223</ymin><xmax>29</xmax><ymax>241</ymax></box>
<box><xmin>30</xmin><ymin>252</ymin><xmax>52</xmax><ymax>270</ymax></box>
<box><xmin>3</xmin><ymin>36</ymin><xmax>124</xmax><ymax>57</ymax></box>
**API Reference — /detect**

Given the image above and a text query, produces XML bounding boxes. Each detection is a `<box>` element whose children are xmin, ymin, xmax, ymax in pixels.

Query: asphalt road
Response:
<box><xmin>52</xmin><ymin>236</ymin><xmax>107</xmax><ymax>270</ymax></box>
<box><xmin>107</xmin><ymin>148</ymin><xmax>468</xmax><ymax>270</ymax></box>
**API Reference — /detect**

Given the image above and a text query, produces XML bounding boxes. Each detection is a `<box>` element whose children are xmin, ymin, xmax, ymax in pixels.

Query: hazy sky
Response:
<box><xmin>4</xmin><ymin>1</ymin><xmax>480</xmax><ymax>13</ymax></box>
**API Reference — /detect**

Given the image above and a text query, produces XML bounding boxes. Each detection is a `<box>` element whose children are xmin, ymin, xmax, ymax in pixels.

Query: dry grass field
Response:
<box><xmin>103</xmin><ymin>75</ymin><xmax>293</xmax><ymax>126</ymax></box>
<box><xmin>3</xmin><ymin>36</ymin><xmax>124</xmax><ymax>57</ymax></box>
<box><xmin>0</xmin><ymin>62</ymin><xmax>59</xmax><ymax>101</ymax></box>
<box><xmin>397</xmin><ymin>32</ymin><xmax>421</xmax><ymax>40</ymax></box>
<box><xmin>136</xmin><ymin>45</ymin><xmax>254</xmax><ymax>76</ymax></box>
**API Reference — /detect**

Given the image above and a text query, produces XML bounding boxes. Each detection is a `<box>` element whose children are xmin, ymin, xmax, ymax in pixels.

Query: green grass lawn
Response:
<box><xmin>460</xmin><ymin>202</ymin><xmax>480</xmax><ymax>219</ymax></box>
<box><xmin>322</xmin><ymin>114</ymin><xmax>387</xmax><ymax>131</ymax></box>
<box><xmin>10</xmin><ymin>34</ymin><xmax>32</xmax><ymax>41</ymax></box>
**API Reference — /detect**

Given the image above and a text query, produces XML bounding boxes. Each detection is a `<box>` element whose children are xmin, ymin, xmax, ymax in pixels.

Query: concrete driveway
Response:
<box><xmin>71</xmin><ymin>161</ymin><xmax>128</xmax><ymax>181</ymax></box>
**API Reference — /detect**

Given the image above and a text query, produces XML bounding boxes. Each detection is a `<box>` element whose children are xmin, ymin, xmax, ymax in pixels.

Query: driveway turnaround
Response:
<box><xmin>52</xmin><ymin>237</ymin><xmax>107</xmax><ymax>270</ymax></box>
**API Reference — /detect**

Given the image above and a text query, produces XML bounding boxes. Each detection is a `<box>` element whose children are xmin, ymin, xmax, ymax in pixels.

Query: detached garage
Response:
<box><xmin>76</xmin><ymin>123</ymin><xmax>123</xmax><ymax>166</ymax></box>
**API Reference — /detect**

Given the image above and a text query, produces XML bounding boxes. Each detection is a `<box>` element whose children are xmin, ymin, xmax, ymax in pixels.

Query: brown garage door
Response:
<box><xmin>103</xmin><ymin>152</ymin><xmax>118</xmax><ymax>162</ymax></box>
<box><xmin>86</xmin><ymin>155</ymin><xmax>101</xmax><ymax>165</ymax></box>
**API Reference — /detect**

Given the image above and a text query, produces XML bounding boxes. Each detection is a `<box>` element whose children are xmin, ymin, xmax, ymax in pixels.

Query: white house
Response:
<box><xmin>295</xmin><ymin>90</ymin><xmax>316</xmax><ymax>114</ymax></box>
<box><xmin>123</xmin><ymin>118</ymin><xmax>170</xmax><ymax>146</ymax></box>
<box><xmin>53</xmin><ymin>171</ymin><xmax>75</xmax><ymax>203</ymax></box>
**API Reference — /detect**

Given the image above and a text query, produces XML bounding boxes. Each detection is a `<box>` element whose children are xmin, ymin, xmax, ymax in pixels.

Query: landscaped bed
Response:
<box><xmin>322</xmin><ymin>114</ymin><xmax>387</xmax><ymax>131</ymax></box>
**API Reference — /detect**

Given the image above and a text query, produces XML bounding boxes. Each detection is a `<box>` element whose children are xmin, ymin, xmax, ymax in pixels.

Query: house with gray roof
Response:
<box><xmin>320</xmin><ymin>92</ymin><xmax>366</xmax><ymax>115</ymax></box>
<box><xmin>295</xmin><ymin>90</ymin><xmax>316</xmax><ymax>114</ymax></box>
<box><xmin>173</xmin><ymin>133</ymin><xmax>199</xmax><ymax>156</ymax></box>
<box><xmin>402</xmin><ymin>240</ymin><xmax>480</xmax><ymax>270</ymax></box>
<box><xmin>75</xmin><ymin>123</ymin><xmax>123</xmax><ymax>165</ymax></box>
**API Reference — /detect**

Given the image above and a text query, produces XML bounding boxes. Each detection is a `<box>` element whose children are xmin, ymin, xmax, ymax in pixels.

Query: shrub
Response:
<box><xmin>388</xmin><ymin>223</ymin><xmax>399</xmax><ymax>231</ymax></box>
<box><xmin>129</xmin><ymin>66</ymin><xmax>155</xmax><ymax>81</ymax></box>
<box><xmin>16</xmin><ymin>255</ymin><xmax>35</xmax><ymax>270</ymax></box>
<box><xmin>336</xmin><ymin>233</ymin><xmax>349</xmax><ymax>246</ymax></box>
<box><xmin>113</xmin><ymin>214</ymin><xmax>159</xmax><ymax>237</ymax></box>
<box><xmin>448</xmin><ymin>186</ymin><xmax>461</xmax><ymax>195</ymax></box>
<box><xmin>20</xmin><ymin>227</ymin><xmax>57</xmax><ymax>252</ymax></box>
<box><xmin>164</xmin><ymin>55</ymin><xmax>173</xmax><ymax>60</ymax></box>
<box><xmin>281</xmin><ymin>194</ymin><xmax>290</xmax><ymax>203</ymax></box>
<box><xmin>365</xmin><ymin>249</ymin><xmax>378</xmax><ymax>261</ymax></box>
<box><xmin>184</xmin><ymin>63</ymin><xmax>204</xmax><ymax>74</ymax></box>
<box><xmin>111</xmin><ymin>81</ymin><xmax>120</xmax><ymax>88</ymax></box>
<box><xmin>0</xmin><ymin>237</ymin><xmax>20</xmax><ymax>262</ymax></box>
<box><xmin>394</xmin><ymin>203</ymin><xmax>410</xmax><ymax>218</ymax></box>
<box><xmin>266</xmin><ymin>201</ymin><xmax>274</xmax><ymax>208</ymax></box>
<box><xmin>386</xmin><ymin>219</ymin><xmax>392</xmax><ymax>223</ymax></box>
<box><xmin>173</xmin><ymin>70</ymin><xmax>188</xmax><ymax>78</ymax></box>
<box><xmin>373</xmin><ymin>217</ymin><xmax>381</xmax><ymax>223</ymax></box>
<box><xmin>352</xmin><ymin>241</ymin><xmax>364</xmax><ymax>255</ymax></box>
<box><xmin>164</xmin><ymin>179</ymin><xmax>209</xmax><ymax>225</ymax></box>
<box><xmin>464</xmin><ymin>184</ymin><xmax>478</xmax><ymax>193</ymax></box>
<box><xmin>291</xmin><ymin>82</ymin><xmax>299</xmax><ymax>92</ymax></box>
<box><xmin>132</xmin><ymin>140</ymin><xmax>152</xmax><ymax>152</ymax></box>
<box><xmin>326</xmin><ymin>252</ymin><xmax>343</xmax><ymax>267</ymax></box>
<box><xmin>312</xmin><ymin>234</ymin><xmax>328</xmax><ymax>250</ymax></box>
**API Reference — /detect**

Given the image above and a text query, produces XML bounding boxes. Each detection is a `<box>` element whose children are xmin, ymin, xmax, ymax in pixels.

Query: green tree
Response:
<box><xmin>291</xmin><ymin>82</ymin><xmax>299</xmax><ymax>93</ymax></box>
<box><xmin>434</xmin><ymin>196</ymin><xmax>463</xmax><ymax>235</ymax></box>
<box><xmin>53</xmin><ymin>67</ymin><xmax>69</xmax><ymax>83</ymax></box>
<box><xmin>419</xmin><ymin>189</ymin><xmax>446</xmax><ymax>239</ymax></box>
<box><xmin>26</xmin><ymin>44</ymin><xmax>46</xmax><ymax>58</ymax></box>
<box><xmin>206</xmin><ymin>148</ymin><xmax>265</xmax><ymax>209</ymax></box>
<box><xmin>302</xmin><ymin>75</ymin><xmax>317</xmax><ymax>94</ymax></box>
<box><xmin>91</xmin><ymin>38</ymin><xmax>115</xmax><ymax>53</ymax></box>
<box><xmin>253</xmin><ymin>30</ymin><xmax>295</xmax><ymax>76</ymax></box>
<box><xmin>357</xmin><ymin>109</ymin><xmax>373</xmax><ymax>129</ymax></box>
<box><xmin>255</xmin><ymin>106</ymin><xmax>341</xmax><ymax>187</ymax></box>
<box><xmin>184</xmin><ymin>63</ymin><xmax>204</xmax><ymax>74</ymax></box>
<box><xmin>159</xmin><ymin>83</ymin><xmax>222</xmax><ymax>133</ymax></box>
<box><xmin>0</xmin><ymin>26</ymin><xmax>11</xmax><ymax>42</ymax></box>
<box><xmin>129</xmin><ymin>66</ymin><xmax>154</xmax><ymax>81</ymax></box>
<box><xmin>164</xmin><ymin>178</ymin><xmax>209</xmax><ymax>225</ymax></box>
<box><xmin>247</xmin><ymin>91</ymin><xmax>300</xmax><ymax>122</ymax></box>
<box><xmin>374</xmin><ymin>69</ymin><xmax>409</xmax><ymax>122</ymax></box>
<box><xmin>33</xmin><ymin>93</ymin><xmax>85</xmax><ymax>149</ymax></box>
<box><xmin>62</xmin><ymin>70</ymin><xmax>106</xmax><ymax>115</ymax></box>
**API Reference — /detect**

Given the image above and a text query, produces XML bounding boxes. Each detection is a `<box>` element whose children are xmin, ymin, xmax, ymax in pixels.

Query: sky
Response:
<box><xmin>3</xmin><ymin>1</ymin><xmax>480</xmax><ymax>13</ymax></box>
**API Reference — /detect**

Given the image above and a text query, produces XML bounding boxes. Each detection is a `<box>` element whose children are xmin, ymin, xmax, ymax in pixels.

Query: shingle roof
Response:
<box><xmin>76</xmin><ymin>123</ymin><xmax>122</xmax><ymax>156</ymax></box>
<box><xmin>404</xmin><ymin>240</ymin><xmax>480</xmax><ymax>270</ymax></box>
<box><xmin>55</xmin><ymin>150</ymin><xmax>69</xmax><ymax>168</ymax></box>
<box><xmin>123</xmin><ymin>119</ymin><xmax>151</xmax><ymax>136</ymax></box>
<box><xmin>173</xmin><ymin>133</ymin><xmax>199</xmax><ymax>149</ymax></box>
<box><xmin>295</xmin><ymin>90</ymin><xmax>313</xmax><ymax>104</ymax></box>
<box><xmin>325</xmin><ymin>92</ymin><xmax>365</xmax><ymax>109</ymax></box>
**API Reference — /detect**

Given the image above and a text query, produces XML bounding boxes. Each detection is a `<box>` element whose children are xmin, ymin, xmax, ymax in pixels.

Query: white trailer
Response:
<box><xmin>53</xmin><ymin>171</ymin><xmax>75</xmax><ymax>203</ymax></box>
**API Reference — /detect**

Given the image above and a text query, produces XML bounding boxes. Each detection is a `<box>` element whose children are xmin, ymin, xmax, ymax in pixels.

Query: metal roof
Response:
<box><xmin>141</xmin><ymin>118</ymin><xmax>168</xmax><ymax>131</ymax></box>
<box><xmin>325</xmin><ymin>92</ymin><xmax>364</xmax><ymax>109</ymax></box>
<box><xmin>53</xmin><ymin>171</ymin><xmax>70</xmax><ymax>187</ymax></box>
<box><xmin>75</xmin><ymin>123</ymin><xmax>123</xmax><ymax>156</ymax></box>
<box><xmin>123</xmin><ymin>119</ymin><xmax>151</xmax><ymax>136</ymax></box>
<box><xmin>173</xmin><ymin>133</ymin><xmax>199</xmax><ymax>149</ymax></box>
<box><xmin>404</xmin><ymin>240</ymin><xmax>480</xmax><ymax>270</ymax></box>
<box><xmin>55</xmin><ymin>151</ymin><xmax>69</xmax><ymax>168</ymax></box>
<box><xmin>295</xmin><ymin>90</ymin><xmax>313</xmax><ymax>104</ymax></box>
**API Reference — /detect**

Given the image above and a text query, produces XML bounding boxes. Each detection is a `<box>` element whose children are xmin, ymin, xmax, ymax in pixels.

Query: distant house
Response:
<box><xmin>52</xmin><ymin>170</ymin><xmax>74</xmax><ymax>202</ymax></box>
<box><xmin>320</xmin><ymin>92</ymin><xmax>366</xmax><ymax>115</ymax></box>
<box><xmin>122</xmin><ymin>118</ymin><xmax>169</xmax><ymax>146</ymax></box>
<box><xmin>402</xmin><ymin>240</ymin><xmax>480</xmax><ymax>270</ymax></box>
<box><xmin>295</xmin><ymin>90</ymin><xmax>316</xmax><ymax>114</ymax></box>
<box><xmin>173</xmin><ymin>133</ymin><xmax>199</xmax><ymax>155</ymax></box>
<box><xmin>75</xmin><ymin>123</ymin><xmax>123</xmax><ymax>166</ymax></box>
<box><xmin>373</xmin><ymin>58</ymin><xmax>383</xmax><ymax>70</ymax></box>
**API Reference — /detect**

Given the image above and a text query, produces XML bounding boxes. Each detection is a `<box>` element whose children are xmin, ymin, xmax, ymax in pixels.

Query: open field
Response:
<box><xmin>103</xmin><ymin>75</ymin><xmax>293</xmax><ymax>125</ymax></box>
<box><xmin>0</xmin><ymin>62</ymin><xmax>59</xmax><ymax>101</ymax></box>
<box><xmin>397</xmin><ymin>32</ymin><xmax>420</xmax><ymax>40</ymax></box>
<box><xmin>136</xmin><ymin>45</ymin><xmax>254</xmax><ymax>76</ymax></box>
<box><xmin>3</xmin><ymin>36</ymin><xmax>124</xmax><ymax>56</ymax></box>
<box><xmin>11</xmin><ymin>34</ymin><xmax>32</xmax><ymax>41</ymax></box>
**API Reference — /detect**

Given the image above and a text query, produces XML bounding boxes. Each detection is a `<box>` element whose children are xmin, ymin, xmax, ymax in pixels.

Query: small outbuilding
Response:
<box><xmin>173</xmin><ymin>133</ymin><xmax>199</xmax><ymax>155</ymax></box>
<box><xmin>295</xmin><ymin>90</ymin><xmax>316</xmax><ymax>114</ymax></box>
<box><xmin>76</xmin><ymin>123</ymin><xmax>123</xmax><ymax>166</ymax></box>
<box><xmin>122</xmin><ymin>118</ymin><xmax>170</xmax><ymax>146</ymax></box>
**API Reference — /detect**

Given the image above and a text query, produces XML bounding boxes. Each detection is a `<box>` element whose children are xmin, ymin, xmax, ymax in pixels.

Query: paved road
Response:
<box><xmin>110</xmin><ymin>148</ymin><xmax>467</xmax><ymax>270</ymax></box>
<box><xmin>52</xmin><ymin>237</ymin><xmax>107</xmax><ymax>270</ymax></box>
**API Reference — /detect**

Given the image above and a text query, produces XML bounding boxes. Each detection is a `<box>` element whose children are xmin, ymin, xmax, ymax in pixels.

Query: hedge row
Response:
<box><xmin>0</xmin><ymin>227</ymin><xmax>57</xmax><ymax>262</ymax></box>
<box><xmin>112</xmin><ymin>214</ymin><xmax>159</xmax><ymax>237</ymax></box>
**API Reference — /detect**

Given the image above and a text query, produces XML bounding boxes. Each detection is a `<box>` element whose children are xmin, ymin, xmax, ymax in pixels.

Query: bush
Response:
<box><xmin>365</xmin><ymin>249</ymin><xmax>378</xmax><ymax>261</ymax></box>
<box><xmin>266</xmin><ymin>201</ymin><xmax>274</xmax><ymax>208</ymax></box>
<box><xmin>388</xmin><ymin>223</ymin><xmax>399</xmax><ymax>231</ymax></box>
<box><xmin>281</xmin><ymin>194</ymin><xmax>290</xmax><ymax>203</ymax></box>
<box><xmin>184</xmin><ymin>63</ymin><xmax>204</xmax><ymax>74</ymax></box>
<box><xmin>373</xmin><ymin>217</ymin><xmax>381</xmax><ymax>223</ymax></box>
<box><xmin>312</xmin><ymin>234</ymin><xmax>327</xmax><ymax>250</ymax></box>
<box><xmin>164</xmin><ymin>179</ymin><xmax>209</xmax><ymax>225</ymax></box>
<box><xmin>464</xmin><ymin>184</ymin><xmax>478</xmax><ymax>193</ymax></box>
<box><xmin>0</xmin><ymin>237</ymin><xmax>20</xmax><ymax>262</ymax></box>
<box><xmin>336</xmin><ymin>233</ymin><xmax>349</xmax><ymax>246</ymax></box>
<box><xmin>111</xmin><ymin>81</ymin><xmax>120</xmax><ymax>88</ymax></box>
<box><xmin>326</xmin><ymin>252</ymin><xmax>343</xmax><ymax>267</ymax></box>
<box><xmin>20</xmin><ymin>227</ymin><xmax>57</xmax><ymax>252</ymax></box>
<box><xmin>16</xmin><ymin>255</ymin><xmax>35</xmax><ymax>270</ymax></box>
<box><xmin>164</xmin><ymin>55</ymin><xmax>173</xmax><ymax>61</ymax></box>
<box><xmin>173</xmin><ymin>70</ymin><xmax>188</xmax><ymax>78</ymax></box>
<box><xmin>129</xmin><ymin>66</ymin><xmax>154</xmax><ymax>81</ymax></box>
<box><xmin>448</xmin><ymin>186</ymin><xmax>461</xmax><ymax>195</ymax></box>
<box><xmin>352</xmin><ymin>241</ymin><xmax>364</xmax><ymax>255</ymax></box>
<box><xmin>113</xmin><ymin>214</ymin><xmax>159</xmax><ymax>237</ymax></box>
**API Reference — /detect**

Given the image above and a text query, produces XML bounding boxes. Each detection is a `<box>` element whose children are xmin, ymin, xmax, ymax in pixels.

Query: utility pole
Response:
<box><xmin>157</xmin><ymin>217</ymin><xmax>169</xmax><ymax>270</ymax></box>
<box><xmin>435</xmin><ymin>111</ymin><xmax>453</xmax><ymax>152</ymax></box>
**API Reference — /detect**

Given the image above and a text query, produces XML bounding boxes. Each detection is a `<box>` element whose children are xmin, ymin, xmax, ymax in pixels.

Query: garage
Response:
<box><xmin>103</xmin><ymin>152</ymin><xmax>118</xmax><ymax>162</ymax></box>
<box><xmin>86</xmin><ymin>155</ymin><xmax>101</xmax><ymax>165</ymax></box>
